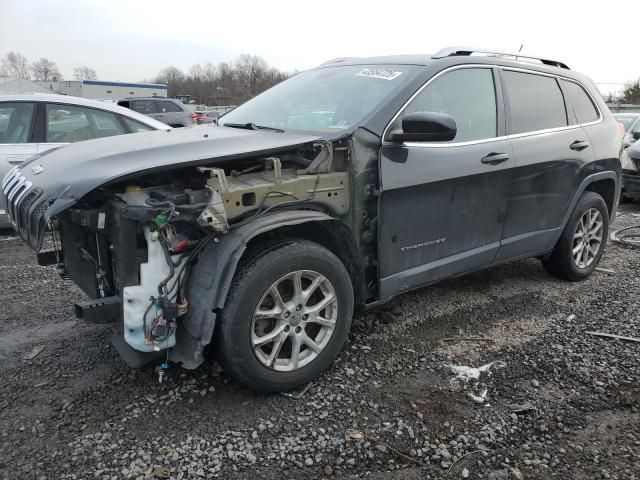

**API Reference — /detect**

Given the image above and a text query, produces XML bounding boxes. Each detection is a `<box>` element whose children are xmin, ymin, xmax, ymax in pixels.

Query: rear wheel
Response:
<box><xmin>217</xmin><ymin>239</ymin><xmax>354</xmax><ymax>392</ymax></box>
<box><xmin>542</xmin><ymin>191</ymin><xmax>608</xmax><ymax>281</ymax></box>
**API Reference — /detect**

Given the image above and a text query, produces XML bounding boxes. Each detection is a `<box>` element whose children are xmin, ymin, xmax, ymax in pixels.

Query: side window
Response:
<box><xmin>404</xmin><ymin>68</ymin><xmax>497</xmax><ymax>142</ymax></box>
<box><xmin>46</xmin><ymin>104</ymin><xmax>125</xmax><ymax>143</ymax></box>
<box><xmin>502</xmin><ymin>71</ymin><xmax>567</xmax><ymax>134</ymax></box>
<box><xmin>130</xmin><ymin>100</ymin><xmax>157</xmax><ymax>114</ymax></box>
<box><xmin>0</xmin><ymin>102</ymin><xmax>35</xmax><ymax>144</ymax></box>
<box><xmin>561</xmin><ymin>80</ymin><xmax>600</xmax><ymax>124</ymax></box>
<box><xmin>122</xmin><ymin>117</ymin><xmax>155</xmax><ymax>133</ymax></box>
<box><xmin>156</xmin><ymin>101</ymin><xmax>183</xmax><ymax>113</ymax></box>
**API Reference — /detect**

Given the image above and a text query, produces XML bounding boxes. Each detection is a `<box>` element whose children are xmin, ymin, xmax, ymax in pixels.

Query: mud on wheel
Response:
<box><xmin>217</xmin><ymin>239</ymin><xmax>354</xmax><ymax>392</ymax></box>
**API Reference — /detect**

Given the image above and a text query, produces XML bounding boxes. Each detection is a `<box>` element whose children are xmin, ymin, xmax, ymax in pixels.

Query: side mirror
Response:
<box><xmin>388</xmin><ymin>111</ymin><xmax>457</xmax><ymax>143</ymax></box>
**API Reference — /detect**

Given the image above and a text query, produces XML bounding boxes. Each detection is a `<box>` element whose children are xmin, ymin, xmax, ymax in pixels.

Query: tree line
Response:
<box><xmin>605</xmin><ymin>80</ymin><xmax>640</xmax><ymax>105</ymax></box>
<box><xmin>154</xmin><ymin>54</ymin><xmax>291</xmax><ymax>106</ymax></box>
<box><xmin>1</xmin><ymin>51</ymin><xmax>290</xmax><ymax>105</ymax></box>
<box><xmin>0</xmin><ymin>51</ymin><xmax>97</xmax><ymax>81</ymax></box>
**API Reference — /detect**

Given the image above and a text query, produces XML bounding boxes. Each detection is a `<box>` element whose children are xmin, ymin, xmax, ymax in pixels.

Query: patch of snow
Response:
<box><xmin>468</xmin><ymin>387</ymin><xmax>488</xmax><ymax>404</ymax></box>
<box><xmin>448</xmin><ymin>361</ymin><xmax>505</xmax><ymax>381</ymax></box>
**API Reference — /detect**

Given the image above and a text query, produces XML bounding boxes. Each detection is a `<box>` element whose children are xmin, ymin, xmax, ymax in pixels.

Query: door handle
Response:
<box><xmin>481</xmin><ymin>152</ymin><xmax>510</xmax><ymax>165</ymax></box>
<box><xmin>570</xmin><ymin>140</ymin><xmax>590</xmax><ymax>151</ymax></box>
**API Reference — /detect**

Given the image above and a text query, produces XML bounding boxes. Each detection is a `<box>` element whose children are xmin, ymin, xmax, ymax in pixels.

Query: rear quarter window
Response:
<box><xmin>503</xmin><ymin>70</ymin><xmax>567</xmax><ymax>134</ymax></box>
<box><xmin>122</xmin><ymin>116</ymin><xmax>155</xmax><ymax>132</ymax></box>
<box><xmin>156</xmin><ymin>101</ymin><xmax>183</xmax><ymax>113</ymax></box>
<box><xmin>562</xmin><ymin>80</ymin><xmax>600</xmax><ymax>124</ymax></box>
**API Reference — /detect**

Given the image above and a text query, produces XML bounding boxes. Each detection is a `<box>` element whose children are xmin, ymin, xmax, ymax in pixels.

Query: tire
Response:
<box><xmin>542</xmin><ymin>191</ymin><xmax>609</xmax><ymax>281</ymax></box>
<box><xmin>217</xmin><ymin>239</ymin><xmax>354</xmax><ymax>392</ymax></box>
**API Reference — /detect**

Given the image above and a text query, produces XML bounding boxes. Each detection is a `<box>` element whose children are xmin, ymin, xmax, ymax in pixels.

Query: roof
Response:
<box><xmin>318</xmin><ymin>47</ymin><xmax>573</xmax><ymax>74</ymax></box>
<box><xmin>120</xmin><ymin>97</ymin><xmax>181</xmax><ymax>101</ymax></box>
<box><xmin>320</xmin><ymin>55</ymin><xmax>433</xmax><ymax>67</ymax></box>
<box><xmin>82</xmin><ymin>79</ymin><xmax>168</xmax><ymax>90</ymax></box>
<box><xmin>0</xmin><ymin>92</ymin><xmax>168</xmax><ymax>130</ymax></box>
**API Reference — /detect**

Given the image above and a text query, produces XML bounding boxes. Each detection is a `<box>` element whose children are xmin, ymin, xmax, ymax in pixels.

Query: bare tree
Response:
<box><xmin>234</xmin><ymin>54</ymin><xmax>269</xmax><ymax>101</ymax></box>
<box><xmin>1</xmin><ymin>51</ymin><xmax>31</xmax><ymax>79</ymax></box>
<box><xmin>202</xmin><ymin>63</ymin><xmax>218</xmax><ymax>84</ymax></box>
<box><xmin>31</xmin><ymin>58</ymin><xmax>62</xmax><ymax>81</ymax></box>
<box><xmin>73</xmin><ymin>66</ymin><xmax>97</xmax><ymax>80</ymax></box>
<box><xmin>621</xmin><ymin>79</ymin><xmax>640</xmax><ymax>104</ymax></box>
<box><xmin>153</xmin><ymin>55</ymin><xmax>290</xmax><ymax>105</ymax></box>
<box><xmin>155</xmin><ymin>66</ymin><xmax>185</xmax><ymax>97</ymax></box>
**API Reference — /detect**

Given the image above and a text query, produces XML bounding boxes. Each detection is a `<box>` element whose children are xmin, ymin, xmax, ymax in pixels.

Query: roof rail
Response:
<box><xmin>432</xmin><ymin>46</ymin><xmax>570</xmax><ymax>70</ymax></box>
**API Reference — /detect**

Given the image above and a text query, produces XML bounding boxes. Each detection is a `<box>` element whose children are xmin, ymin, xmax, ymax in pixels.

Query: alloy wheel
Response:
<box><xmin>250</xmin><ymin>270</ymin><xmax>338</xmax><ymax>372</ymax></box>
<box><xmin>572</xmin><ymin>208</ymin><xmax>603</xmax><ymax>269</ymax></box>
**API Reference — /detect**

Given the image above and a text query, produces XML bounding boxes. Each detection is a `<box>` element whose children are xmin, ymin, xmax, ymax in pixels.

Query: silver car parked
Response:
<box><xmin>0</xmin><ymin>93</ymin><xmax>167</xmax><ymax>229</ymax></box>
<box><xmin>117</xmin><ymin>98</ymin><xmax>197</xmax><ymax>128</ymax></box>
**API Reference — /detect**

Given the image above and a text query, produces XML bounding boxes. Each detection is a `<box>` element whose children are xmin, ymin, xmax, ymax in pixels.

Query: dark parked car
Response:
<box><xmin>2</xmin><ymin>47</ymin><xmax>622</xmax><ymax>392</ymax></box>
<box><xmin>117</xmin><ymin>97</ymin><xmax>197</xmax><ymax>128</ymax></box>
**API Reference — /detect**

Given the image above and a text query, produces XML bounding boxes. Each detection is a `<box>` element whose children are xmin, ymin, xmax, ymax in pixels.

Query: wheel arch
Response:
<box><xmin>170</xmin><ymin>210</ymin><xmax>362</xmax><ymax>369</ymax></box>
<box><xmin>584</xmin><ymin>177</ymin><xmax>617</xmax><ymax>216</ymax></box>
<box><xmin>562</xmin><ymin>171</ymin><xmax>619</xmax><ymax>228</ymax></box>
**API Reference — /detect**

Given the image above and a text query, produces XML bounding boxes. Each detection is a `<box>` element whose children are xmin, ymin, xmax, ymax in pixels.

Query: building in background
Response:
<box><xmin>56</xmin><ymin>80</ymin><xmax>167</xmax><ymax>101</ymax></box>
<box><xmin>0</xmin><ymin>77</ymin><xmax>50</xmax><ymax>93</ymax></box>
<box><xmin>0</xmin><ymin>75</ymin><xmax>167</xmax><ymax>101</ymax></box>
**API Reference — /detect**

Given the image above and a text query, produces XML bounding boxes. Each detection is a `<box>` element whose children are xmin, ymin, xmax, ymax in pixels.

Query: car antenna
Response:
<box><xmin>515</xmin><ymin>44</ymin><xmax>524</xmax><ymax>61</ymax></box>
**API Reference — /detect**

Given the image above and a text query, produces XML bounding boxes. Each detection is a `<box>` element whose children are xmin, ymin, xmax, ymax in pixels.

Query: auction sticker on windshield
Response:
<box><xmin>356</xmin><ymin>68</ymin><xmax>403</xmax><ymax>81</ymax></box>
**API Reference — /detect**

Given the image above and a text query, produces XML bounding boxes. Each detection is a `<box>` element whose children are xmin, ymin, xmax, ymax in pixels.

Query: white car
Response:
<box><xmin>0</xmin><ymin>93</ymin><xmax>168</xmax><ymax>229</ymax></box>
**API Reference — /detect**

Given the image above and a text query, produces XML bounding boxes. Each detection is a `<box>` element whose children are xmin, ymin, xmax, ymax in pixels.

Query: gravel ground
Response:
<box><xmin>1</xmin><ymin>206</ymin><xmax>639</xmax><ymax>480</ymax></box>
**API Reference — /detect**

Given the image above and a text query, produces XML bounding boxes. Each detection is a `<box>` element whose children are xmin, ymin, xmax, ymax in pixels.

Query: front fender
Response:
<box><xmin>170</xmin><ymin>210</ymin><xmax>334</xmax><ymax>368</ymax></box>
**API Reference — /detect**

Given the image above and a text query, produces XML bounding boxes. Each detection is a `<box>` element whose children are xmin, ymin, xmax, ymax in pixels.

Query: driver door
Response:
<box><xmin>378</xmin><ymin>66</ymin><xmax>514</xmax><ymax>299</ymax></box>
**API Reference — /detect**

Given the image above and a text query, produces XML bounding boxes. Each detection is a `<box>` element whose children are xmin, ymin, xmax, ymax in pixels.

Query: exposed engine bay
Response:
<box><xmin>51</xmin><ymin>141</ymin><xmax>351</xmax><ymax>360</ymax></box>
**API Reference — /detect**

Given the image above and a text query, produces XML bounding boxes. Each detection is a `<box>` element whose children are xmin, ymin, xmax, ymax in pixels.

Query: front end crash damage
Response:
<box><xmin>1</xmin><ymin>127</ymin><xmax>352</xmax><ymax>368</ymax></box>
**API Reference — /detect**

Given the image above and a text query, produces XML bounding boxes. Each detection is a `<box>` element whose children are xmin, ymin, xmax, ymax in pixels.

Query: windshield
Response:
<box><xmin>220</xmin><ymin>65</ymin><xmax>420</xmax><ymax>133</ymax></box>
<box><xmin>614</xmin><ymin>114</ymin><xmax>639</xmax><ymax>131</ymax></box>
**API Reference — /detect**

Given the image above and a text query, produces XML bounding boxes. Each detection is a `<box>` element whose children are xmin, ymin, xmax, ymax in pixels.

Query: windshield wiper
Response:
<box><xmin>223</xmin><ymin>122</ymin><xmax>284</xmax><ymax>133</ymax></box>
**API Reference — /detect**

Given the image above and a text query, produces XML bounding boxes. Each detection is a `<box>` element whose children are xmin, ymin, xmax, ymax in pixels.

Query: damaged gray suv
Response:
<box><xmin>2</xmin><ymin>47</ymin><xmax>622</xmax><ymax>392</ymax></box>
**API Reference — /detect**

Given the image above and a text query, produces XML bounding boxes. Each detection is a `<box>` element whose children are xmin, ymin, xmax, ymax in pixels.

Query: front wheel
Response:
<box><xmin>217</xmin><ymin>239</ymin><xmax>354</xmax><ymax>392</ymax></box>
<box><xmin>542</xmin><ymin>191</ymin><xmax>609</xmax><ymax>281</ymax></box>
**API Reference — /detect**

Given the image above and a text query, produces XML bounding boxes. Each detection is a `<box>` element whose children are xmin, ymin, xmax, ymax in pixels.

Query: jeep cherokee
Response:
<box><xmin>1</xmin><ymin>47</ymin><xmax>622</xmax><ymax>392</ymax></box>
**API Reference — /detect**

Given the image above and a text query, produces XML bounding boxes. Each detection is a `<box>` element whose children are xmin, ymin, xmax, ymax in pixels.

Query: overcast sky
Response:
<box><xmin>0</xmin><ymin>0</ymin><xmax>635</xmax><ymax>95</ymax></box>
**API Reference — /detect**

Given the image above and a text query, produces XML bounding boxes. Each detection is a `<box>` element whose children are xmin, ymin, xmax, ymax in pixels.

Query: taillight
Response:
<box><xmin>618</xmin><ymin>122</ymin><xmax>626</xmax><ymax>138</ymax></box>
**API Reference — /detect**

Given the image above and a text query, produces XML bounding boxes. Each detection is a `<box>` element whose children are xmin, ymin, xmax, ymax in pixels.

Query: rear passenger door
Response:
<box><xmin>129</xmin><ymin>100</ymin><xmax>162</xmax><ymax>123</ymax></box>
<box><xmin>378</xmin><ymin>66</ymin><xmax>515</xmax><ymax>298</ymax></box>
<box><xmin>155</xmin><ymin>100</ymin><xmax>186</xmax><ymax>127</ymax></box>
<box><xmin>41</xmin><ymin>103</ymin><xmax>126</xmax><ymax>154</ymax></box>
<box><xmin>496</xmin><ymin>69</ymin><xmax>596</xmax><ymax>261</ymax></box>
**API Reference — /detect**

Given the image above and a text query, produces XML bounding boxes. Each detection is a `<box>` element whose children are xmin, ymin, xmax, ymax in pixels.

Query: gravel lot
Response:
<box><xmin>1</xmin><ymin>206</ymin><xmax>639</xmax><ymax>480</ymax></box>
